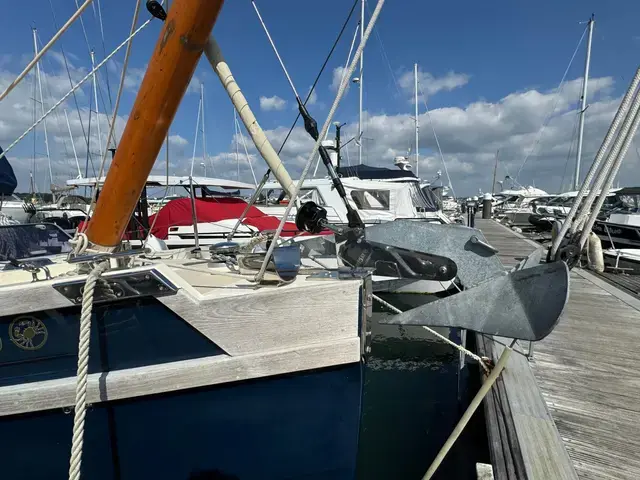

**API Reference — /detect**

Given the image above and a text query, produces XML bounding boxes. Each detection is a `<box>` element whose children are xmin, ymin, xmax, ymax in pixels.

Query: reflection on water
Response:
<box><xmin>357</xmin><ymin>297</ymin><xmax>488</xmax><ymax>480</ymax></box>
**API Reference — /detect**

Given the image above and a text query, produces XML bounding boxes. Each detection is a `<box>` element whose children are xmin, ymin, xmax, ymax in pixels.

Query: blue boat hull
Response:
<box><xmin>2</xmin><ymin>362</ymin><xmax>363</xmax><ymax>479</ymax></box>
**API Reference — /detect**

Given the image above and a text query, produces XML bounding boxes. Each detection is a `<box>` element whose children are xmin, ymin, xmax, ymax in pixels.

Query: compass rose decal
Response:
<box><xmin>9</xmin><ymin>316</ymin><xmax>48</xmax><ymax>351</ymax></box>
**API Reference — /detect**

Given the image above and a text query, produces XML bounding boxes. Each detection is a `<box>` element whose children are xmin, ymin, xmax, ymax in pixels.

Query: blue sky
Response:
<box><xmin>1</xmin><ymin>0</ymin><xmax>639</xmax><ymax>195</ymax></box>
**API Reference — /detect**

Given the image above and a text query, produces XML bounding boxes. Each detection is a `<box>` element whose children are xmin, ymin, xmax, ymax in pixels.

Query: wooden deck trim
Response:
<box><xmin>0</xmin><ymin>337</ymin><xmax>360</xmax><ymax>416</ymax></box>
<box><xmin>477</xmin><ymin>334</ymin><xmax>578</xmax><ymax>480</ymax></box>
<box><xmin>477</xmin><ymin>335</ymin><xmax>524</xmax><ymax>479</ymax></box>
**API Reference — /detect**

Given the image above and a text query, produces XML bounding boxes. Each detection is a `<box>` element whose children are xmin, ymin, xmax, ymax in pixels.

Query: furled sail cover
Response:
<box><xmin>0</xmin><ymin>147</ymin><xmax>17</xmax><ymax>195</ymax></box>
<box><xmin>337</xmin><ymin>164</ymin><xmax>417</xmax><ymax>180</ymax></box>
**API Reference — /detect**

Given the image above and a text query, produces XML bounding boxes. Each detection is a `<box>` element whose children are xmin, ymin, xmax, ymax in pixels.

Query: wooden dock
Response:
<box><xmin>475</xmin><ymin>219</ymin><xmax>640</xmax><ymax>480</ymax></box>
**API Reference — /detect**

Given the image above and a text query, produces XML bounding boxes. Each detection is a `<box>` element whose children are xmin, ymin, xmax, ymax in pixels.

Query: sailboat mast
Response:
<box><xmin>85</xmin><ymin>0</ymin><xmax>225</xmax><ymax>248</ymax></box>
<box><xmin>414</xmin><ymin>63</ymin><xmax>419</xmax><ymax>177</ymax></box>
<box><xmin>358</xmin><ymin>0</ymin><xmax>364</xmax><ymax>164</ymax></box>
<box><xmin>91</xmin><ymin>50</ymin><xmax>104</xmax><ymax>159</ymax></box>
<box><xmin>492</xmin><ymin>149</ymin><xmax>499</xmax><ymax>194</ymax></box>
<box><xmin>200</xmin><ymin>82</ymin><xmax>208</xmax><ymax>175</ymax></box>
<box><xmin>32</xmin><ymin>28</ymin><xmax>53</xmax><ymax>191</ymax></box>
<box><xmin>573</xmin><ymin>14</ymin><xmax>594</xmax><ymax>190</ymax></box>
<box><xmin>234</xmin><ymin>108</ymin><xmax>240</xmax><ymax>180</ymax></box>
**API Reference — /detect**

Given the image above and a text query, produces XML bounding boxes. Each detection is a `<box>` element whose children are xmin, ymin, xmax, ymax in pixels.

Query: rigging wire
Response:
<box><xmin>0</xmin><ymin>4</ymin><xmax>155</xmax><ymax>163</ymax></box>
<box><xmin>79</xmin><ymin>0</ymin><xmax>144</xmax><ymax>235</ymax></box>
<box><xmin>419</xmin><ymin>84</ymin><xmax>456</xmax><ymax>199</ymax></box>
<box><xmin>85</xmin><ymin>70</ymin><xmax>94</xmax><ymax>185</ymax></box>
<box><xmin>236</xmin><ymin>119</ymin><xmax>259</xmax><ymax>186</ymax></box>
<box><xmin>200</xmin><ymin>85</ymin><xmax>212</xmax><ymax>175</ymax></box>
<box><xmin>366</xmin><ymin>0</ymin><xmax>402</xmax><ymax>99</ymax></box>
<box><xmin>190</xmin><ymin>96</ymin><xmax>202</xmax><ymax>177</ymax></box>
<box><xmin>273</xmin><ymin>0</ymin><xmax>360</xmax><ymax>155</ymax></box>
<box><xmin>340</xmin><ymin>22</ymin><xmax>360</xmax><ymax>90</ymax></box>
<box><xmin>234</xmin><ymin>108</ymin><xmax>240</xmax><ymax>180</ymax></box>
<box><xmin>559</xmin><ymin>120</ymin><xmax>579</xmax><ymax>192</ymax></box>
<box><xmin>313</xmin><ymin>20</ymin><xmax>360</xmax><ymax>177</ymax></box>
<box><xmin>47</xmin><ymin>0</ymin><xmax>94</xmax><ymax>177</ymax></box>
<box><xmin>515</xmin><ymin>24</ymin><xmax>588</xmax><ymax>180</ymax></box>
<box><xmin>36</xmin><ymin>40</ymin><xmax>74</xmax><ymax>183</ymax></box>
<box><xmin>0</xmin><ymin>0</ymin><xmax>95</xmax><ymax>102</ymax></box>
<box><xmin>74</xmin><ymin>0</ymin><xmax>96</xmax><ymax>71</ymax></box>
<box><xmin>95</xmin><ymin>0</ymin><xmax>115</xmax><ymax>114</ymax></box>
<box><xmin>73</xmin><ymin>0</ymin><xmax>118</xmax><ymax>142</ymax></box>
<box><xmin>32</xmin><ymin>56</ymin><xmax>38</xmax><ymax>192</ymax></box>
<box><xmin>559</xmin><ymin>97</ymin><xmax>582</xmax><ymax>192</ymax></box>
<box><xmin>366</xmin><ymin>0</ymin><xmax>412</xmax><ymax>155</ymax></box>
<box><xmin>94</xmin><ymin>67</ymin><xmax>117</xmax><ymax>147</ymax></box>
<box><xmin>255</xmin><ymin>0</ymin><xmax>386</xmax><ymax>282</ymax></box>
<box><xmin>224</xmin><ymin>0</ymin><xmax>359</xmax><ymax>238</ymax></box>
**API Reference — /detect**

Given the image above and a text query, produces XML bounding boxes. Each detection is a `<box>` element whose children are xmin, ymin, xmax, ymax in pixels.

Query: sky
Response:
<box><xmin>0</xmin><ymin>0</ymin><xmax>639</xmax><ymax>197</ymax></box>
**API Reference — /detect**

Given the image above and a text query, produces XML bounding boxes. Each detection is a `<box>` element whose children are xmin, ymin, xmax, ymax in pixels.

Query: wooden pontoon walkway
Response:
<box><xmin>475</xmin><ymin>219</ymin><xmax>640</xmax><ymax>480</ymax></box>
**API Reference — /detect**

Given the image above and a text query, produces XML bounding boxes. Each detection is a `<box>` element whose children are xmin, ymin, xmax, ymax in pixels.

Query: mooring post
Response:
<box><xmin>482</xmin><ymin>193</ymin><xmax>492</xmax><ymax>219</ymax></box>
<box><xmin>466</xmin><ymin>198</ymin><xmax>477</xmax><ymax>228</ymax></box>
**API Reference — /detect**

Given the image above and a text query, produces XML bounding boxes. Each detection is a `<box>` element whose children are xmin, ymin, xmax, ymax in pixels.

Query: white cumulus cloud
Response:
<box><xmin>331</xmin><ymin>66</ymin><xmax>350</xmax><ymax>92</ymax></box>
<box><xmin>259</xmin><ymin>95</ymin><xmax>287</xmax><ymax>111</ymax></box>
<box><xmin>398</xmin><ymin>69</ymin><xmax>470</xmax><ymax>103</ymax></box>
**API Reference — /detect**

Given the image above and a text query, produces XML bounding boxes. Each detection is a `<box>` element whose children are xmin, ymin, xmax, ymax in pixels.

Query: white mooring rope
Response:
<box><xmin>372</xmin><ymin>294</ymin><xmax>490</xmax><ymax>373</ymax></box>
<box><xmin>68</xmin><ymin>261</ymin><xmax>109</xmax><ymax>480</ymax></box>
<box><xmin>254</xmin><ymin>0</ymin><xmax>386</xmax><ymax>283</ymax></box>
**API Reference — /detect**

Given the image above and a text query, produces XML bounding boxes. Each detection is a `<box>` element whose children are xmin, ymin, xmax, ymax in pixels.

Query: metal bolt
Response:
<box><xmin>144</xmin><ymin>274</ymin><xmax>151</xmax><ymax>280</ymax></box>
<box><xmin>75</xmin><ymin>297</ymin><xmax>82</xmax><ymax>303</ymax></box>
<box><xmin>116</xmin><ymin>292</ymin><xmax>122</xmax><ymax>297</ymax></box>
<box><xmin>438</xmin><ymin>265</ymin><xmax>448</xmax><ymax>275</ymax></box>
<box><xmin>62</xmin><ymin>286</ymin><xmax>69</xmax><ymax>292</ymax></box>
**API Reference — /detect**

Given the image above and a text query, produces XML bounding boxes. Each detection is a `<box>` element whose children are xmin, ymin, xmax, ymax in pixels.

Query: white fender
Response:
<box><xmin>587</xmin><ymin>232</ymin><xmax>604</xmax><ymax>273</ymax></box>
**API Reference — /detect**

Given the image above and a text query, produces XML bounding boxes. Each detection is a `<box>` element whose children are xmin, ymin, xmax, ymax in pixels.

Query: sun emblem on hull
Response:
<box><xmin>9</xmin><ymin>316</ymin><xmax>48</xmax><ymax>351</ymax></box>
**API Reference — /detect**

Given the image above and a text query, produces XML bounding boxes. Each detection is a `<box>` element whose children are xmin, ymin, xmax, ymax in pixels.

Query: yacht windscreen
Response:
<box><xmin>0</xmin><ymin>223</ymin><xmax>72</xmax><ymax>262</ymax></box>
<box><xmin>619</xmin><ymin>193</ymin><xmax>640</xmax><ymax>212</ymax></box>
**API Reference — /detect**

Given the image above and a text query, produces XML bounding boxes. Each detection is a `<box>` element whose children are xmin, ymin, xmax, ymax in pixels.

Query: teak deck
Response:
<box><xmin>475</xmin><ymin>219</ymin><xmax>640</xmax><ymax>480</ymax></box>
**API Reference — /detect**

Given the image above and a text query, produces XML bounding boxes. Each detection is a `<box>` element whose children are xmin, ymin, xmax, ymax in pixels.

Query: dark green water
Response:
<box><xmin>357</xmin><ymin>296</ymin><xmax>488</xmax><ymax>480</ymax></box>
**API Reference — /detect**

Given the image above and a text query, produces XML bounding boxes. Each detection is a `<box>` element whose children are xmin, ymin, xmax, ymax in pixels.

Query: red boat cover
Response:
<box><xmin>148</xmin><ymin>197</ymin><xmax>319</xmax><ymax>239</ymax></box>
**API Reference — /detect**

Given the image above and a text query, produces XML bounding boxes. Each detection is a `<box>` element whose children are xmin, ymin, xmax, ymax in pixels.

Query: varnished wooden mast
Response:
<box><xmin>86</xmin><ymin>0</ymin><xmax>225</xmax><ymax>248</ymax></box>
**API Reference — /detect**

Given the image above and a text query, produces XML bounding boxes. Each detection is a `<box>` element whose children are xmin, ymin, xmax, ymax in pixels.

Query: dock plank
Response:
<box><xmin>475</xmin><ymin>219</ymin><xmax>640</xmax><ymax>480</ymax></box>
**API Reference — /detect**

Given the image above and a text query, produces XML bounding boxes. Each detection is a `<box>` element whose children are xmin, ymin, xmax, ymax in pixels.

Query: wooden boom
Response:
<box><xmin>86</xmin><ymin>0</ymin><xmax>225</xmax><ymax>248</ymax></box>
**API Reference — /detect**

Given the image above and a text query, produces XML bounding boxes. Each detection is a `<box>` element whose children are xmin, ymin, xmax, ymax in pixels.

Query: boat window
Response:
<box><xmin>298</xmin><ymin>188</ymin><xmax>325</xmax><ymax>206</ymax></box>
<box><xmin>547</xmin><ymin>196</ymin><xmax>570</xmax><ymax>206</ymax></box>
<box><xmin>259</xmin><ymin>188</ymin><xmax>325</xmax><ymax>206</ymax></box>
<box><xmin>0</xmin><ymin>297</ymin><xmax>225</xmax><ymax>387</ymax></box>
<box><xmin>619</xmin><ymin>194</ymin><xmax>640</xmax><ymax>211</ymax></box>
<box><xmin>0</xmin><ymin>223</ymin><xmax>72</xmax><ymax>263</ymax></box>
<box><xmin>350</xmin><ymin>190</ymin><xmax>390</xmax><ymax>210</ymax></box>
